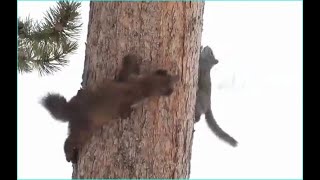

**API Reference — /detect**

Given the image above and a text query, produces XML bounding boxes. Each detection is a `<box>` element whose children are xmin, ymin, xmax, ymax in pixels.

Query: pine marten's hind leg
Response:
<box><xmin>64</xmin><ymin>135</ymin><xmax>79</xmax><ymax>163</ymax></box>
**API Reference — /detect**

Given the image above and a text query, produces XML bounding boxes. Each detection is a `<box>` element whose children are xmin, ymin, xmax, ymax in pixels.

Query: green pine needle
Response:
<box><xmin>18</xmin><ymin>1</ymin><xmax>82</xmax><ymax>76</ymax></box>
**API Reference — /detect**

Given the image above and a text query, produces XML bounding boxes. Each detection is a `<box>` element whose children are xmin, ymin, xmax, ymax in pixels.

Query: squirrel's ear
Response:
<box><xmin>154</xmin><ymin>69</ymin><xmax>168</xmax><ymax>76</ymax></box>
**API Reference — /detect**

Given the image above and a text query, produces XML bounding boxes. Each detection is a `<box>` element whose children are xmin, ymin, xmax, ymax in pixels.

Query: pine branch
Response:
<box><xmin>18</xmin><ymin>1</ymin><xmax>82</xmax><ymax>76</ymax></box>
<box><xmin>18</xmin><ymin>36</ymin><xmax>78</xmax><ymax>76</ymax></box>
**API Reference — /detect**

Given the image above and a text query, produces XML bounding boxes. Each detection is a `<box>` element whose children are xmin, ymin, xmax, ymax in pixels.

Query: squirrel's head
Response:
<box><xmin>200</xmin><ymin>46</ymin><xmax>219</xmax><ymax>69</ymax></box>
<box><xmin>131</xmin><ymin>69</ymin><xmax>179</xmax><ymax>97</ymax></box>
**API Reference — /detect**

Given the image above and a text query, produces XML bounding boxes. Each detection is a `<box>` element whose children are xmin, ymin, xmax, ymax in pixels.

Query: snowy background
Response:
<box><xmin>17</xmin><ymin>1</ymin><xmax>302</xmax><ymax>179</ymax></box>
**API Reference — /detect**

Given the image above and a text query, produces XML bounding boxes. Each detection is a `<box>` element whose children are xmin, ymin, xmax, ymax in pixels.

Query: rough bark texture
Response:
<box><xmin>72</xmin><ymin>2</ymin><xmax>204</xmax><ymax>178</ymax></box>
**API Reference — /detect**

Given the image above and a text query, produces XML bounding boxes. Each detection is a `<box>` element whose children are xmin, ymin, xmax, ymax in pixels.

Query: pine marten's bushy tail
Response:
<box><xmin>205</xmin><ymin>110</ymin><xmax>238</xmax><ymax>147</ymax></box>
<box><xmin>41</xmin><ymin>93</ymin><xmax>69</xmax><ymax>122</ymax></box>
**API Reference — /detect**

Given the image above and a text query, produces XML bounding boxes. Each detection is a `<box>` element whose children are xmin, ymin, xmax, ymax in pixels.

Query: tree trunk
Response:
<box><xmin>72</xmin><ymin>2</ymin><xmax>204</xmax><ymax>178</ymax></box>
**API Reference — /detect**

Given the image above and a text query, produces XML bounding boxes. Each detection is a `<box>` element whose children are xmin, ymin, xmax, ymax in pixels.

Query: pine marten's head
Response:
<box><xmin>131</xmin><ymin>69</ymin><xmax>179</xmax><ymax>97</ymax></box>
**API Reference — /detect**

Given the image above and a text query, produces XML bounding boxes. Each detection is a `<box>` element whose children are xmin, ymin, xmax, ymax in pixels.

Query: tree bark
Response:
<box><xmin>72</xmin><ymin>2</ymin><xmax>204</xmax><ymax>178</ymax></box>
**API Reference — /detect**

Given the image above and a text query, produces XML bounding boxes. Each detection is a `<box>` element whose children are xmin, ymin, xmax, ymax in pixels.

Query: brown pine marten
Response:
<box><xmin>41</xmin><ymin>54</ymin><xmax>179</xmax><ymax>163</ymax></box>
<box><xmin>195</xmin><ymin>46</ymin><xmax>238</xmax><ymax>147</ymax></box>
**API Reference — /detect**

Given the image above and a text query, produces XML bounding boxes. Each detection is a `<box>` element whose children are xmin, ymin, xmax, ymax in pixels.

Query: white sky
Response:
<box><xmin>17</xmin><ymin>1</ymin><xmax>302</xmax><ymax>179</ymax></box>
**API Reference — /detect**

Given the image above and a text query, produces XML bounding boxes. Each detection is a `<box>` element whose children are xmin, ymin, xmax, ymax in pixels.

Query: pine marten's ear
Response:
<box><xmin>154</xmin><ymin>69</ymin><xmax>168</xmax><ymax>76</ymax></box>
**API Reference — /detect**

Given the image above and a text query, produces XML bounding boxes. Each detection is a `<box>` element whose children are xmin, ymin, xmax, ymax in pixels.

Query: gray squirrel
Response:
<box><xmin>195</xmin><ymin>46</ymin><xmax>238</xmax><ymax>147</ymax></box>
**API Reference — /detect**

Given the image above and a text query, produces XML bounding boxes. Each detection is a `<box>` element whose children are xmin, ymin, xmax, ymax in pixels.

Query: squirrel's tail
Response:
<box><xmin>41</xmin><ymin>93</ymin><xmax>70</xmax><ymax>122</ymax></box>
<box><xmin>205</xmin><ymin>109</ymin><xmax>238</xmax><ymax>147</ymax></box>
